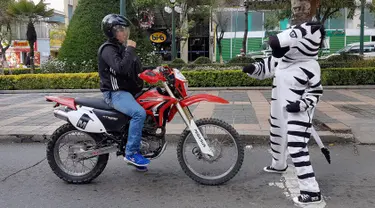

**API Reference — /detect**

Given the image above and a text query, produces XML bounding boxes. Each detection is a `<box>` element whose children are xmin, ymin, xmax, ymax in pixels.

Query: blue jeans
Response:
<box><xmin>103</xmin><ymin>91</ymin><xmax>146</xmax><ymax>156</ymax></box>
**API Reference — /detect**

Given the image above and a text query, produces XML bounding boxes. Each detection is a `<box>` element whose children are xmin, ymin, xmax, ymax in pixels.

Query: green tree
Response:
<box><xmin>58</xmin><ymin>0</ymin><xmax>156</xmax><ymax>68</ymax></box>
<box><xmin>248</xmin><ymin>0</ymin><xmax>374</xmax><ymax>26</ymax></box>
<box><xmin>7</xmin><ymin>0</ymin><xmax>54</xmax><ymax>73</ymax></box>
<box><xmin>58</xmin><ymin>0</ymin><xmax>119</xmax><ymax>65</ymax></box>
<box><xmin>0</xmin><ymin>0</ymin><xmax>14</xmax><ymax>75</ymax></box>
<box><xmin>213</xmin><ymin>4</ymin><xmax>230</xmax><ymax>64</ymax></box>
<box><xmin>264</xmin><ymin>12</ymin><xmax>280</xmax><ymax>31</ymax></box>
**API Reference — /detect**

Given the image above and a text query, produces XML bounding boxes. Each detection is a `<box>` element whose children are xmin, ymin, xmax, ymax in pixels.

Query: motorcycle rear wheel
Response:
<box><xmin>46</xmin><ymin>123</ymin><xmax>109</xmax><ymax>184</ymax></box>
<box><xmin>177</xmin><ymin>118</ymin><xmax>244</xmax><ymax>186</ymax></box>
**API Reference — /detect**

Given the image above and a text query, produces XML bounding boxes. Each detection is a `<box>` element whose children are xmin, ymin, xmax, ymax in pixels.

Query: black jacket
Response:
<box><xmin>98</xmin><ymin>40</ymin><xmax>144</xmax><ymax>96</ymax></box>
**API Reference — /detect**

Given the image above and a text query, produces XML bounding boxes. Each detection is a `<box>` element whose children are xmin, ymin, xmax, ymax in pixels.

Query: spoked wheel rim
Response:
<box><xmin>182</xmin><ymin>124</ymin><xmax>239</xmax><ymax>181</ymax></box>
<box><xmin>54</xmin><ymin>130</ymin><xmax>99</xmax><ymax>177</ymax></box>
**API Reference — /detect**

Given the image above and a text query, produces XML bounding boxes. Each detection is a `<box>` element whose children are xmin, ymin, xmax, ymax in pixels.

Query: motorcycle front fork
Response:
<box><xmin>163</xmin><ymin>83</ymin><xmax>214</xmax><ymax>157</ymax></box>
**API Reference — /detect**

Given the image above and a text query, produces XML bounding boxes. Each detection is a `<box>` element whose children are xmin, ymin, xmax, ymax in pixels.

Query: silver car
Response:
<box><xmin>320</xmin><ymin>42</ymin><xmax>375</xmax><ymax>60</ymax></box>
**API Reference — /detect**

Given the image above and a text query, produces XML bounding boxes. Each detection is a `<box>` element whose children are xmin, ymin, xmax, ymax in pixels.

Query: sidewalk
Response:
<box><xmin>1</xmin><ymin>89</ymin><xmax>374</xmax><ymax>144</ymax></box>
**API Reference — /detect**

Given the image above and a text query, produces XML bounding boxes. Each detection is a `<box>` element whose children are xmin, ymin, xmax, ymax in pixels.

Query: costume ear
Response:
<box><xmin>306</xmin><ymin>21</ymin><xmax>324</xmax><ymax>35</ymax></box>
<box><xmin>310</xmin><ymin>25</ymin><xmax>322</xmax><ymax>35</ymax></box>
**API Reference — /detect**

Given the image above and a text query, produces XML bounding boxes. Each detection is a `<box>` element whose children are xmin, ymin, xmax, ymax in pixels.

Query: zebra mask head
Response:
<box><xmin>268</xmin><ymin>21</ymin><xmax>326</xmax><ymax>62</ymax></box>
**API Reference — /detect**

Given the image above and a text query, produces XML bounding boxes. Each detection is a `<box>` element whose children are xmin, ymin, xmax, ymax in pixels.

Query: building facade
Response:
<box><xmin>214</xmin><ymin>4</ymin><xmax>375</xmax><ymax>62</ymax></box>
<box><xmin>64</xmin><ymin>0</ymin><xmax>78</xmax><ymax>26</ymax></box>
<box><xmin>4</xmin><ymin>0</ymin><xmax>79</xmax><ymax>67</ymax></box>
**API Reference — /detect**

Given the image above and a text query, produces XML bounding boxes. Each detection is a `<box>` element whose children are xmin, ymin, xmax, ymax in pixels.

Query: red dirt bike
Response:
<box><xmin>45</xmin><ymin>66</ymin><xmax>244</xmax><ymax>185</ymax></box>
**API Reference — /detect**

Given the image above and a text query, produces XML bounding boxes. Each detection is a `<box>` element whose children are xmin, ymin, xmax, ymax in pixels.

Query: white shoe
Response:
<box><xmin>263</xmin><ymin>165</ymin><xmax>288</xmax><ymax>173</ymax></box>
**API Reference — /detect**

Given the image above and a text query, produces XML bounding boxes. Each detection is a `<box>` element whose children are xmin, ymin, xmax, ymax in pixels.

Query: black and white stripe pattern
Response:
<box><xmin>246</xmin><ymin>56</ymin><xmax>279</xmax><ymax>80</ymax></box>
<box><xmin>109</xmin><ymin>68</ymin><xmax>119</xmax><ymax>90</ymax></box>
<box><xmin>244</xmin><ymin>21</ymin><xmax>325</xmax><ymax>196</ymax></box>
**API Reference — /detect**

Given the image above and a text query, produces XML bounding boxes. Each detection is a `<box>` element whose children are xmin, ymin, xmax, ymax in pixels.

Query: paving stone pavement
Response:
<box><xmin>1</xmin><ymin>89</ymin><xmax>374</xmax><ymax>143</ymax></box>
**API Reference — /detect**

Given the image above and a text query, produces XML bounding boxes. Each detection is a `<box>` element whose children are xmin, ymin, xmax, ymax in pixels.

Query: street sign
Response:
<box><xmin>150</xmin><ymin>32</ymin><xmax>167</xmax><ymax>43</ymax></box>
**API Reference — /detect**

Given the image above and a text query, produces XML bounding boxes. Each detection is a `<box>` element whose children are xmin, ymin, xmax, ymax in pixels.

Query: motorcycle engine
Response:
<box><xmin>140</xmin><ymin>115</ymin><xmax>165</xmax><ymax>157</ymax></box>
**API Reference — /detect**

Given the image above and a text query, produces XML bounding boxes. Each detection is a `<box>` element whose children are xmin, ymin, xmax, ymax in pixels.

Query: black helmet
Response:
<box><xmin>101</xmin><ymin>14</ymin><xmax>130</xmax><ymax>39</ymax></box>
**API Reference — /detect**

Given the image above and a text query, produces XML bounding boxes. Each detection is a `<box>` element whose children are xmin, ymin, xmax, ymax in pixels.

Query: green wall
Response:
<box><xmin>329</xmin><ymin>36</ymin><xmax>346</xmax><ymax>53</ymax></box>
<box><xmin>215</xmin><ymin>35</ymin><xmax>374</xmax><ymax>62</ymax></box>
<box><xmin>216</xmin><ymin>38</ymin><xmax>263</xmax><ymax>62</ymax></box>
<box><xmin>346</xmin><ymin>36</ymin><xmax>371</xmax><ymax>45</ymax></box>
<box><xmin>247</xmin><ymin>38</ymin><xmax>263</xmax><ymax>52</ymax></box>
<box><xmin>232</xmin><ymin>38</ymin><xmax>243</xmax><ymax>57</ymax></box>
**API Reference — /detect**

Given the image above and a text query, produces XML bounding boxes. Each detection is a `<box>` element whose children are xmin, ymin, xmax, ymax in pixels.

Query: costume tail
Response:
<box><xmin>311</xmin><ymin>127</ymin><xmax>331</xmax><ymax>164</ymax></box>
<box><xmin>321</xmin><ymin>147</ymin><xmax>331</xmax><ymax>164</ymax></box>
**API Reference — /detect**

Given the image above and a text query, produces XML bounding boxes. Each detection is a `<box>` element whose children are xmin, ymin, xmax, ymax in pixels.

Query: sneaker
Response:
<box><xmin>124</xmin><ymin>153</ymin><xmax>150</xmax><ymax>167</ymax></box>
<box><xmin>126</xmin><ymin>163</ymin><xmax>149</xmax><ymax>172</ymax></box>
<box><xmin>293</xmin><ymin>193</ymin><xmax>322</xmax><ymax>205</ymax></box>
<box><xmin>263</xmin><ymin>165</ymin><xmax>288</xmax><ymax>173</ymax></box>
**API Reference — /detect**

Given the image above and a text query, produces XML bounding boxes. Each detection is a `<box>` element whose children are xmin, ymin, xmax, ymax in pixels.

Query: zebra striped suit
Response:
<box><xmin>244</xmin><ymin>22</ymin><xmax>325</xmax><ymax>197</ymax></box>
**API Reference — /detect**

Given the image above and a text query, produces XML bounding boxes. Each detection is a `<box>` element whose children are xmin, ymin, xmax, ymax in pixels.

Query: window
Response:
<box><xmin>216</xmin><ymin>11</ymin><xmax>232</xmax><ymax>32</ymax></box>
<box><xmin>329</xmin><ymin>9</ymin><xmax>345</xmax><ymax>29</ymax></box>
<box><xmin>364</xmin><ymin>8</ymin><xmax>375</xmax><ymax>28</ymax></box>
<box><xmin>68</xmin><ymin>5</ymin><xmax>73</xmax><ymax>20</ymax></box>
<box><xmin>250</xmin><ymin>12</ymin><xmax>263</xmax><ymax>31</ymax></box>
<box><xmin>364</xmin><ymin>45</ymin><xmax>375</xmax><ymax>52</ymax></box>
<box><xmin>231</xmin><ymin>10</ymin><xmax>246</xmax><ymax>32</ymax></box>
<box><xmin>348</xmin><ymin>46</ymin><xmax>360</xmax><ymax>53</ymax></box>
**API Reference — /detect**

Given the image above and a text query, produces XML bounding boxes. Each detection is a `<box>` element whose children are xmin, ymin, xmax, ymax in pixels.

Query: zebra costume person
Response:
<box><xmin>243</xmin><ymin>21</ymin><xmax>326</xmax><ymax>205</ymax></box>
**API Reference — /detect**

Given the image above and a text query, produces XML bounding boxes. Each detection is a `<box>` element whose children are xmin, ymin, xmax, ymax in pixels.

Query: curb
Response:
<box><xmin>0</xmin><ymin>131</ymin><xmax>355</xmax><ymax>145</ymax></box>
<box><xmin>1</xmin><ymin>85</ymin><xmax>375</xmax><ymax>94</ymax></box>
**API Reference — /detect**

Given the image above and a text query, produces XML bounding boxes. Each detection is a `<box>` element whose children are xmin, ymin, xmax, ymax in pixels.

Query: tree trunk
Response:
<box><xmin>0</xmin><ymin>22</ymin><xmax>12</xmax><ymax>75</ymax></box>
<box><xmin>27</xmin><ymin>20</ymin><xmax>37</xmax><ymax>74</ymax></box>
<box><xmin>290</xmin><ymin>0</ymin><xmax>319</xmax><ymax>25</ymax></box>
<box><xmin>215</xmin><ymin>24</ymin><xmax>224</xmax><ymax>64</ymax></box>
<box><xmin>218</xmin><ymin>41</ymin><xmax>223</xmax><ymax>64</ymax></box>
<box><xmin>242</xmin><ymin>6</ymin><xmax>248</xmax><ymax>55</ymax></box>
<box><xmin>0</xmin><ymin>51</ymin><xmax>5</xmax><ymax>75</ymax></box>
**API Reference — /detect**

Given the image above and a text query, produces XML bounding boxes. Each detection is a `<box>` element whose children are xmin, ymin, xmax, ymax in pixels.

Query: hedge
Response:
<box><xmin>2</xmin><ymin>68</ymin><xmax>42</xmax><ymax>75</ymax></box>
<box><xmin>1</xmin><ymin>68</ymin><xmax>375</xmax><ymax>90</ymax></box>
<box><xmin>193</xmin><ymin>57</ymin><xmax>212</xmax><ymax>64</ymax></box>
<box><xmin>0</xmin><ymin>73</ymin><xmax>99</xmax><ymax>90</ymax></box>
<box><xmin>3</xmin><ymin>59</ymin><xmax>375</xmax><ymax>75</ymax></box>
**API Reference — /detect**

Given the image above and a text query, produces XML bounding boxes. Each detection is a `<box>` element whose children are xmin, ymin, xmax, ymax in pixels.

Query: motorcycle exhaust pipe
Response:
<box><xmin>53</xmin><ymin>109</ymin><xmax>69</xmax><ymax>121</ymax></box>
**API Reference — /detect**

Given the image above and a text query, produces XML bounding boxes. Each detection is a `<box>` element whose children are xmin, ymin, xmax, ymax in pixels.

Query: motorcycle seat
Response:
<box><xmin>75</xmin><ymin>97</ymin><xmax>113</xmax><ymax>110</ymax></box>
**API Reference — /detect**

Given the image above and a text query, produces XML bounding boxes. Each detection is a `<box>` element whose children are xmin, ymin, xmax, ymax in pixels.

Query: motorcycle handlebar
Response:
<box><xmin>142</xmin><ymin>66</ymin><xmax>157</xmax><ymax>71</ymax></box>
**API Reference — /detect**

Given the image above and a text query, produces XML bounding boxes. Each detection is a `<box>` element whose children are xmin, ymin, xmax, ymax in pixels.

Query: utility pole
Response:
<box><xmin>120</xmin><ymin>0</ymin><xmax>126</xmax><ymax>16</ymax></box>
<box><xmin>170</xmin><ymin>0</ymin><xmax>177</xmax><ymax>60</ymax></box>
<box><xmin>359</xmin><ymin>0</ymin><xmax>365</xmax><ymax>55</ymax></box>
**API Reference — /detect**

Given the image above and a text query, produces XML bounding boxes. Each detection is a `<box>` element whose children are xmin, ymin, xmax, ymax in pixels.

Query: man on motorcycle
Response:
<box><xmin>98</xmin><ymin>14</ymin><xmax>150</xmax><ymax>169</ymax></box>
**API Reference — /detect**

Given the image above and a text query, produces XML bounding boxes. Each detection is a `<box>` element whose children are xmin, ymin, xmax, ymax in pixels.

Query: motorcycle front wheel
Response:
<box><xmin>177</xmin><ymin>118</ymin><xmax>244</xmax><ymax>186</ymax></box>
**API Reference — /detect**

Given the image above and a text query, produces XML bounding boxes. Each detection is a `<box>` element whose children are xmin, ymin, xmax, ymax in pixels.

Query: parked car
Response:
<box><xmin>247</xmin><ymin>50</ymin><xmax>272</xmax><ymax>61</ymax></box>
<box><xmin>320</xmin><ymin>42</ymin><xmax>375</xmax><ymax>60</ymax></box>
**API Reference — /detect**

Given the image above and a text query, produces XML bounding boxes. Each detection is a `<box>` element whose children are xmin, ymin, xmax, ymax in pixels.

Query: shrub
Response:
<box><xmin>193</xmin><ymin>57</ymin><xmax>212</xmax><ymax>64</ymax></box>
<box><xmin>1</xmin><ymin>67</ymin><xmax>375</xmax><ymax>90</ymax></box>
<box><xmin>171</xmin><ymin>58</ymin><xmax>186</xmax><ymax>64</ymax></box>
<box><xmin>325</xmin><ymin>53</ymin><xmax>363</xmax><ymax>62</ymax></box>
<box><xmin>140</xmin><ymin>52</ymin><xmax>163</xmax><ymax>67</ymax></box>
<box><xmin>40</xmin><ymin>59</ymin><xmax>96</xmax><ymax>73</ymax></box>
<box><xmin>0</xmin><ymin>73</ymin><xmax>99</xmax><ymax>90</ymax></box>
<box><xmin>3</xmin><ymin>68</ymin><xmax>42</xmax><ymax>75</ymax></box>
<box><xmin>227</xmin><ymin>56</ymin><xmax>256</xmax><ymax>64</ymax></box>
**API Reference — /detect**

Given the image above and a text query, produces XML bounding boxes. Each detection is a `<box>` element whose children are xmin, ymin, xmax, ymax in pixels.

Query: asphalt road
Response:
<box><xmin>1</xmin><ymin>141</ymin><xmax>375</xmax><ymax>208</ymax></box>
